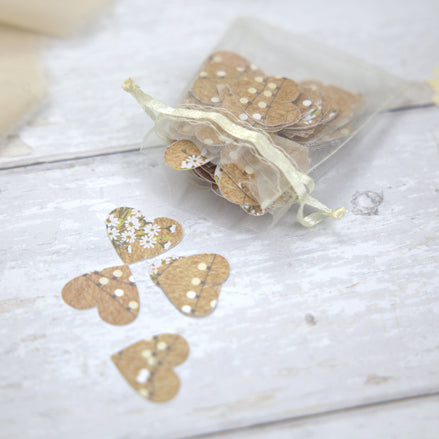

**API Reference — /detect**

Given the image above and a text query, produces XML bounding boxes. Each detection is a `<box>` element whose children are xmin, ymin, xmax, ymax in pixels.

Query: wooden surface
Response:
<box><xmin>1</xmin><ymin>1</ymin><xmax>439</xmax><ymax>438</ymax></box>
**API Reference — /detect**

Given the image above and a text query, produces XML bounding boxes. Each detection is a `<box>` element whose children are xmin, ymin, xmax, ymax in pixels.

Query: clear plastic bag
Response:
<box><xmin>124</xmin><ymin>18</ymin><xmax>408</xmax><ymax>227</ymax></box>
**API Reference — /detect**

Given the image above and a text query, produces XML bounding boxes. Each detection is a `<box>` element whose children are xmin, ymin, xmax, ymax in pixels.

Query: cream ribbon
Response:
<box><xmin>122</xmin><ymin>78</ymin><xmax>346</xmax><ymax>227</ymax></box>
<box><xmin>427</xmin><ymin>67</ymin><xmax>439</xmax><ymax>106</ymax></box>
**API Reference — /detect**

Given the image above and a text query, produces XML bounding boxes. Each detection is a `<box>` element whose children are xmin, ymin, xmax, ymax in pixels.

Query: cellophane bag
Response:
<box><xmin>123</xmin><ymin>18</ymin><xmax>408</xmax><ymax>227</ymax></box>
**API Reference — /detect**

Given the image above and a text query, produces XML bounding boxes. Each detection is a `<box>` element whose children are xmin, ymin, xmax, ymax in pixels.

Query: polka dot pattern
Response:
<box><xmin>186</xmin><ymin>290</ymin><xmax>196</xmax><ymax>299</ymax></box>
<box><xmin>191</xmin><ymin>277</ymin><xmax>201</xmax><ymax>286</ymax></box>
<box><xmin>111</xmin><ymin>334</ymin><xmax>189</xmax><ymax>403</ymax></box>
<box><xmin>62</xmin><ymin>264</ymin><xmax>140</xmax><ymax>326</ymax></box>
<box><xmin>190</xmin><ymin>51</ymin><xmax>302</xmax><ymax>128</ymax></box>
<box><xmin>128</xmin><ymin>301</ymin><xmax>139</xmax><ymax>310</ymax></box>
<box><xmin>176</xmin><ymin>51</ymin><xmax>363</xmax><ymax>217</ymax></box>
<box><xmin>150</xmin><ymin>254</ymin><xmax>230</xmax><ymax>317</ymax></box>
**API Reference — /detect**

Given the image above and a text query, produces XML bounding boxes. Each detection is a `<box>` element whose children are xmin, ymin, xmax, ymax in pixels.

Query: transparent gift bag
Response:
<box><xmin>122</xmin><ymin>18</ymin><xmax>408</xmax><ymax>227</ymax></box>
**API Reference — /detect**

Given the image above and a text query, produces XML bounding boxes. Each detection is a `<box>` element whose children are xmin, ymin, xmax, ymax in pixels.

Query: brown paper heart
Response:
<box><xmin>190</xmin><ymin>51</ymin><xmax>302</xmax><ymax>129</ymax></box>
<box><xmin>164</xmin><ymin>139</ymin><xmax>211</xmax><ymax>170</ymax></box>
<box><xmin>214</xmin><ymin>163</ymin><xmax>259</xmax><ymax>206</ymax></box>
<box><xmin>106</xmin><ymin>207</ymin><xmax>183</xmax><ymax>264</ymax></box>
<box><xmin>62</xmin><ymin>265</ymin><xmax>139</xmax><ymax>325</ymax></box>
<box><xmin>150</xmin><ymin>254</ymin><xmax>230</xmax><ymax>316</ymax></box>
<box><xmin>192</xmin><ymin>162</ymin><xmax>217</xmax><ymax>183</ymax></box>
<box><xmin>111</xmin><ymin>334</ymin><xmax>189</xmax><ymax>402</ymax></box>
<box><xmin>189</xmin><ymin>51</ymin><xmax>264</xmax><ymax>104</ymax></box>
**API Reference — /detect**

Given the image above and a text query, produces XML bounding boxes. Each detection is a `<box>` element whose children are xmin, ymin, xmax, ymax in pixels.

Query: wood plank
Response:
<box><xmin>198</xmin><ymin>394</ymin><xmax>439</xmax><ymax>438</ymax></box>
<box><xmin>1</xmin><ymin>0</ymin><xmax>437</xmax><ymax>166</ymax></box>
<box><xmin>1</xmin><ymin>104</ymin><xmax>438</xmax><ymax>438</ymax></box>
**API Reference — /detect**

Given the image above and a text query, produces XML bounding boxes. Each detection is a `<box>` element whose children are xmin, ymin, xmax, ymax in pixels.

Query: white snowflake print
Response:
<box><xmin>181</xmin><ymin>155</ymin><xmax>206</xmax><ymax>169</ymax></box>
<box><xmin>144</xmin><ymin>223</ymin><xmax>161</xmax><ymax>237</ymax></box>
<box><xmin>124</xmin><ymin>216</ymin><xmax>141</xmax><ymax>230</ymax></box>
<box><xmin>139</xmin><ymin>235</ymin><xmax>157</xmax><ymax>249</ymax></box>
<box><xmin>121</xmin><ymin>230</ymin><xmax>136</xmax><ymax>243</ymax></box>
<box><xmin>106</xmin><ymin>214</ymin><xmax>119</xmax><ymax>227</ymax></box>
<box><xmin>169</xmin><ymin>224</ymin><xmax>176</xmax><ymax>233</ymax></box>
<box><xmin>107</xmin><ymin>227</ymin><xmax>119</xmax><ymax>240</ymax></box>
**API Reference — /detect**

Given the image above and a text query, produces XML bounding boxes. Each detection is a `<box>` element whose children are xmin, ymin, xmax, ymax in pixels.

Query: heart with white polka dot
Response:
<box><xmin>189</xmin><ymin>51</ymin><xmax>302</xmax><ymax>128</ymax></box>
<box><xmin>112</xmin><ymin>333</ymin><xmax>189</xmax><ymax>402</ymax></box>
<box><xmin>62</xmin><ymin>265</ymin><xmax>140</xmax><ymax>325</ymax></box>
<box><xmin>150</xmin><ymin>254</ymin><xmax>230</xmax><ymax>316</ymax></box>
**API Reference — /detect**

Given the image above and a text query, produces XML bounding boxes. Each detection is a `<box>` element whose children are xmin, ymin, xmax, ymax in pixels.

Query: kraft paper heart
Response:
<box><xmin>164</xmin><ymin>139</ymin><xmax>211</xmax><ymax>170</ymax></box>
<box><xmin>214</xmin><ymin>163</ymin><xmax>259</xmax><ymax>206</ymax></box>
<box><xmin>111</xmin><ymin>334</ymin><xmax>189</xmax><ymax>402</ymax></box>
<box><xmin>190</xmin><ymin>51</ymin><xmax>302</xmax><ymax>129</ymax></box>
<box><xmin>192</xmin><ymin>161</ymin><xmax>217</xmax><ymax>183</ymax></box>
<box><xmin>106</xmin><ymin>207</ymin><xmax>183</xmax><ymax>264</ymax></box>
<box><xmin>185</xmin><ymin>51</ymin><xmax>362</xmax><ymax>144</ymax></box>
<box><xmin>150</xmin><ymin>254</ymin><xmax>230</xmax><ymax>316</ymax></box>
<box><xmin>62</xmin><ymin>265</ymin><xmax>139</xmax><ymax>325</ymax></box>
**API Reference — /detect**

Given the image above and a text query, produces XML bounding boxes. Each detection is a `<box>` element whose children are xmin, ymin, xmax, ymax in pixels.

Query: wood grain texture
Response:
<box><xmin>0</xmin><ymin>0</ymin><xmax>439</xmax><ymax>437</ymax></box>
<box><xmin>1</xmin><ymin>102</ymin><xmax>438</xmax><ymax>438</ymax></box>
<box><xmin>200</xmin><ymin>395</ymin><xmax>439</xmax><ymax>438</ymax></box>
<box><xmin>1</xmin><ymin>0</ymin><xmax>438</xmax><ymax>166</ymax></box>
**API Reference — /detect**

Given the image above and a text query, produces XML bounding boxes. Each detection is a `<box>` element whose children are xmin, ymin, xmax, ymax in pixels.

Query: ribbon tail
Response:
<box><xmin>297</xmin><ymin>195</ymin><xmax>347</xmax><ymax>227</ymax></box>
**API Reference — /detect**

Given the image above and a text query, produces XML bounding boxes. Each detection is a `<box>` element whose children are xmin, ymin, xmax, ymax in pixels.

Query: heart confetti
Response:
<box><xmin>150</xmin><ymin>254</ymin><xmax>230</xmax><ymax>316</ymax></box>
<box><xmin>111</xmin><ymin>334</ymin><xmax>189</xmax><ymax>402</ymax></box>
<box><xmin>106</xmin><ymin>207</ymin><xmax>183</xmax><ymax>264</ymax></box>
<box><xmin>131</xmin><ymin>50</ymin><xmax>361</xmax><ymax>219</ymax></box>
<box><xmin>214</xmin><ymin>163</ymin><xmax>259</xmax><ymax>206</ymax></box>
<box><xmin>190</xmin><ymin>51</ymin><xmax>302</xmax><ymax>129</ymax></box>
<box><xmin>164</xmin><ymin>139</ymin><xmax>211</xmax><ymax>170</ymax></box>
<box><xmin>187</xmin><ymin>51</ymin><xmax>362</xmax><ymax>140</ymax></box>
<box><xmin>62</xmin><ymin>265</ymin><xmax>139</xmax><ymax>325</ymax></box>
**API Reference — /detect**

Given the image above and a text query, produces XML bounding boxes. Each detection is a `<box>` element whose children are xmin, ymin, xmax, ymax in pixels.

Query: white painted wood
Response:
<box><xmin>1</xmin><ymin>104</ymin><xmax>438</xmax><ymax>438</ymax></box>
<box><xmin>1</xmin><ymin>0</ymin><xmax>439</xmax><ymax>437</ymax></box>
<box><xmin>1</xmin><ymin>0</ymin><xmax>438</xmax><ymax>165</ymax></box>
<box><xmin>202</xmin><ymin>395</ymin><xmax>439</xmax><ymax>438</ymax></box>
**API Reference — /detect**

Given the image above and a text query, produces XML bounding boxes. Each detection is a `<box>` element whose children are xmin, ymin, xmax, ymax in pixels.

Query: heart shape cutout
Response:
<box><xmin>214</xmin><ymin>163</ymin><xmax>259</xmax><ymax>206</ymax></box>
<box><xmin>62</xmin><ymin>265</ymin><xmax>139</xmax><ymax>325</ymax></box>
<box><xmin>150</xmin><ymin>254</ymin><xmax>230</xmax><ymax>316</ymax></box>
<box><xmin>106</xmin><ymin>207</ymin><xmax>183</xmax><ymax>264</ymax></box>
<box><xmin>185</xmin><ymin>51</ymin><xmax>362</xmax><ymax>144</ymax></box>
<box><xmin>190</xmin><ymin>51</ymin><xmax>302</xmax><ymax>129</ymax></box>
<box><xmin>111</xmin><ymin>334</ymin><xmax>189</xmax><ymax>402</ymax></box>
<box><xmin>164</xmin><ymin>139</ymin><xmax>211</xmax><ymax>170</ymax></box>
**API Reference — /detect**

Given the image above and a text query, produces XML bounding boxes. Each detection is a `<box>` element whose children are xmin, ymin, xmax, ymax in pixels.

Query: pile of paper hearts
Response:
<box><xmin>162</xmin><ymin>51</ymin><xmax>362</xmax><ymax>217</ymax></box>
<box><xmin>63</xmin><ymin>206</ymin><xmax>230</xmax><ymax>323</ymax></box>
<box><xmin>62</xmin><ymin>207</ymin><xmax>230</xmax><ymax>402</ymax></box>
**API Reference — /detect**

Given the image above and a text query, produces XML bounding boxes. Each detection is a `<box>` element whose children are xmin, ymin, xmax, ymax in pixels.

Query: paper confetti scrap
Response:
<box><xmin>106</xmin><ymin>207</ymin><xmax>183</xmax><ymax>264</ymax></box>
<box><xmin>112</xmin><ymin>334</ymin><xmax>189</xmax><ymax>402</ymax></box>
<box><xmin>150</xmin><ymin>254</ymin><xmax>230</xmax><ymax>316</ymax></box>
<box><xmin>62</xmin><ymin>265</ymin><xmax>139</xmax><ymax>325</ymax></box>
<box><xmin>164</xmin><ymin>139</ymin><xmax>212</xmax><ymax>170</ymax></box>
